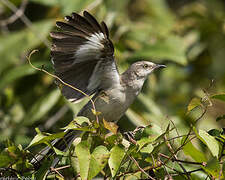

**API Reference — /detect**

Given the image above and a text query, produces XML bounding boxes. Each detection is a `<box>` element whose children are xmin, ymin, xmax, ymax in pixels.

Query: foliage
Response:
<box><xmin>0</xmin><ymin>0</ymin><xmax>225</xmax><ymax>179</ymax></box>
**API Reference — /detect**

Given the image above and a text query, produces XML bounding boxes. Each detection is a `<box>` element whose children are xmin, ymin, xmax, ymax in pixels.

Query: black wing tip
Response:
<box><xmin>55</xmin><ymin>11</ymin><xmax>110</xmax><ymax>38</ymax></box>
<box><xmin>101</xmin><ymin>21</ymin><xmax>109</xmax><ymax>38</ymax></box>
<box><xmin>55</xmin><ymin>21</ymin><xmax>65</xmax><ymax>28</ymax></box>
<box><xmin>83</xmin><ymin>10</ymin><xmax>90</xmax><ymax>17</ymax></box>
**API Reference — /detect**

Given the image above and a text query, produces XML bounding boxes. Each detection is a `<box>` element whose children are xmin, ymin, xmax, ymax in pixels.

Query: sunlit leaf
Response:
<box><xmin>61</xmin><ymin>117</ymin><xmax>95</xmax><ymax>132</ymax></box>
<box><xmin>182</xmin><ymin>136</ymin><xmax>207</xmax><ymax>162</ymax></box>
<box><xmin>75</xmin><ymin>141</ymin><xmax>91</xmax><ymax>180</ymax></box>
<box><xmin>140</xmin><ymin>144</ymin><xmax>154</xmax><ymax>154</ymax></box>
<box><xmin>28</xmin><ymin>131</ymin><xmax>65</xmax><ymax>148</ymax></box>
<box><xmin>108</xmin><ymin>145</ymin><xmax>126</xmax><ymax>177</ymax></box>
<box><xmin>91</xmin><ymin>109</ymin><xmax>101</xmax><ymax>116</ymax></box>
<box><xmin>88</xmin><ymin>146</ymin><xmax>109</xmax><ymax>179</ymax></box>
<box><xmin>75</xmin><ymin>141</ymin><xmax>109</xmax><ymax>180</ymax></box>
<box><xmin>187</xmin><ymin>97</ymin><xmax>202</xmax><ymax>114</ymax></box>
<box><xmin>196</xmin><ymin>129</ymin><xmax>220</xmax><ymax>158</ymax></box>
<box><xmin>103</xmin><ymin>118</ymin><xmax>118</xmax><ymax>134</ymax></box>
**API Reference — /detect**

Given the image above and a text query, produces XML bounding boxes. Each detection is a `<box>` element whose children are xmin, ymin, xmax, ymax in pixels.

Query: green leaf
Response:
<box><xmin>202</xmin><ymin>157</ymin><xmax>220</xmax><ymax>178</ymax></box>
<box><xmin>28</xmin><ymin>131</ymin><xmax>65</xmax><ymax>148</ymax></box>
<box><xmin>103</xmin><ymin>118</ymin><xmax>118</xmax><ymax>134</ymax></box>
<box><xmin>187</xmin><ymin>97</ymin><xmax>202</xmax><ymax>114</ymax></box>
<box><xmin>75</xmin><ymin>142</ymin><xmax>109</xmax><ymax>180</ymax></box>
<box><xmin>61</xmin><ymin>117</ymin><xmax>95</xmax><ymax>132</ymax></box>
<box><xmin>197</xmin><ymin>130</ymin><xmax>220</xmax><ymax>158</ymax></box>
<box><xmin>88</xmin><ymin>146</ymin><xmax>109</xmax><ymax>180</ymax></box>
<box><xmin>27</xmin><ymin>132</ymin><xmax>46</xmax><ymax>148</ymax></box>
<box><xmin>0</xmin><ymin>20</ymin><xmax>53</xmax><ymax>73</ymax></box>
<box><xmin>23</xmin><ymin>89</ymin><xmax>61</xmax><ymax>125</ymax></box>
<box><xmin>75</xmin><ymin>116</ymin><xmax>91</xmax><ymax>125</ymax></box>
<box><xmin>142</xmin><ymin>124</ymin><xmax>163</xmax><ymax>138</ymax></box>
<box><xmin>211</xmin><ymin>93</ymin><xmax>225</xmax><ymax>102</ymax></box>
<box><xmin>137</xmin><ymin>137</ymin><xmax>154</xmax><ymax>151</ymax></box>
<box><xmin>75</xmin><ymin>141</ymin><xmax>91</xmax><ymax>180</ymax></box>
<box><xmin>182</xmin><ymin>136</ymin><xmax>207</xmax><ymax>162</ymax></box>
<box><xmin>108</xmin><ymin>145</ymin><xmax>126</xmax><ymax>177</ymax></box>
<box><xmin>140</xmin><ymin>144</ymin><xmax>154</xmax><ymax>154</ymax></box>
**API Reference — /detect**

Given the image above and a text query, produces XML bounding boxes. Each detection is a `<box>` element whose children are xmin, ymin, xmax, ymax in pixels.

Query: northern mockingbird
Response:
<box><xmin>31</xmin><ymin>11</ymin><xmax>166</xmax><ymax>168</ymax></box>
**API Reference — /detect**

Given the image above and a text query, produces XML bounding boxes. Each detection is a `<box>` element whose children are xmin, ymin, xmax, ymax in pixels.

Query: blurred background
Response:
<box><xmin>0</xmin><ymin>0</ymin><xmax>224</xmax><ymax>148</ymax></box>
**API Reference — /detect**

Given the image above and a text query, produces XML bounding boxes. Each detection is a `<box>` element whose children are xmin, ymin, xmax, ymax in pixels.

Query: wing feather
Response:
<box><xmin>50</xmin><ymin>11</ymin><xmax>119</xmax><ymax>102</ymax></box>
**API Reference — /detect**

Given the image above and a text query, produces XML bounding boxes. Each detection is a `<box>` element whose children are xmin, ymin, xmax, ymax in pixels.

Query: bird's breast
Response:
<box><xmin>94</xmin><ymin>88</ymin><xmax>127</xmax><ymax>122</ymax></box>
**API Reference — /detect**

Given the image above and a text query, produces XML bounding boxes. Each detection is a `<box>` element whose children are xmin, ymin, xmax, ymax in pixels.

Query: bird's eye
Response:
<box><xmin>143</xmin><ymin>64</ymin><xmax>148</xmax><ymax>69</ymax></box>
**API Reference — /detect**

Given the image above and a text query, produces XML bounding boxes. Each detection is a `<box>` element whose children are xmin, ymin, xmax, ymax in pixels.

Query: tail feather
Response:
<box><xmin>30</xmin><ymin>130</ymin><xmax>80</xmax><ymax>170</ymax></box>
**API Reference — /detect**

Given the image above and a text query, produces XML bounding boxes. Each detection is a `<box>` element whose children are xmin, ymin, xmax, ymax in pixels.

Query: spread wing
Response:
<box><xmin>50</xmin><ymin>11</ymin><xmax>120</xmax><ymax>102</ymax></box>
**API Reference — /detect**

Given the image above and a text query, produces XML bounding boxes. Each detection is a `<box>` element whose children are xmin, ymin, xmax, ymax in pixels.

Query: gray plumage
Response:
<box><xmin>31</xmin><ymin>11</ymin><xmax>166</xmax><ymax>169</ymax></box>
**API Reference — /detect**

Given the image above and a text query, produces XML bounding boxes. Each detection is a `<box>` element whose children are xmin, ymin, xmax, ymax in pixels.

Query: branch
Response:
<box><xmin>159</xmin><ymin>153</ymin><xmax>206</xmax><ymax>166</ymax></box>
<box><xmin>129</xmin><ymin>155</ymin><xmax>156</xmax><ymax>180</ymax></box>
<box><xmin>164</xmin><ymin>136</ymin><xmax>191</xmax><ymax>180</ymax></box>
<box><xmin>0</xmin><ymin>0</ymin><xmax>28</xmax><ymax>27</ymax></box>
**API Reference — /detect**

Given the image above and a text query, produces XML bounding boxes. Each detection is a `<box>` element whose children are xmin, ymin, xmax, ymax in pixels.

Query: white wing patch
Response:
<box><xmin>87</xmin><ymin>32</ymin><xmax>105</xmax><ymax>45</ymax></box>
<box><xmin>74</xmin><ymin>32</ymin><xmax>105</xmax><ymax>62</ymax></box>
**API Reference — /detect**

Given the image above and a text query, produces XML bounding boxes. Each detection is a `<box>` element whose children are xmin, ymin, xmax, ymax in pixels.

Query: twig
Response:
<box><xmin>50</xmin><ymin>167</ymin><xmax>64</xmax><ymax>178</ymax></box>
<box><xmin>26</xmin><ymin>50</ymin><xmax>99</xmax><ymax>124</ymax></box>
<box><xmin>195</xmin><ymin>107</ymin><xmax>207</xmax><ymax>124</ymax></box>
<box><xmin>167</xmin><ymin>133</ymin><xmax>195</xmax><ymax>142</ymax></box>
<box><xmin>129</xmin><ymin>155</ymin><xmax>156</xmax><ymax>180</ymax></box>
<box><xmin>164</xmin><ymin>136</ymin><xmax>191</xmax><ymax>180</ymax></box>
<box><xmin>159</xmin><ymin>153</ymin><xmax>205</xmax><ymax>165</ymax></box>
<box><xmin>158</xmin><ymin>158</ymin><xmax>173</xmax><ymax>179</ymax></box>
<box><xmin>52</xmin><ymin>165</ymin><xmax>70</xmax><ymax>171</ymax></box>
<box><xmin>0</xmin><ymin>0</ymin><xmax>28</xmax><ymax>27</ymax></box>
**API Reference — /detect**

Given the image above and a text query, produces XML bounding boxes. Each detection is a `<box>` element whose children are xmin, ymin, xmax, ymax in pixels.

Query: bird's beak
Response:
<box><xmin>154</xmin><ymin>64</ymin><xmax>167</xmax><ymax>69</ymax></box>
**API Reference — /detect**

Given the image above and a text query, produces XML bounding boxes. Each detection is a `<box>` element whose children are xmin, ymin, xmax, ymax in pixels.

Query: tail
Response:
<box><xmin>30</xmin><ymin>129</ymin><xmax>80</xmax><ymax>169</ymax></box>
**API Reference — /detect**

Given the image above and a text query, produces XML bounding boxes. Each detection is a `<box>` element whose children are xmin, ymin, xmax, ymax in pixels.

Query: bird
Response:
<box><xmin>31</xmin><ymin>11</ymin><xmax>166</xmax><ymax>169</ymax></box>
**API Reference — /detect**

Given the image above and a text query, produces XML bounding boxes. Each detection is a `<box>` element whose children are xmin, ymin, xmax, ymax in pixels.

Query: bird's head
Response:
<box><xmin>130</xmin><ymin>61</ymin><xmax>166</xmax><ymax>78</ymax></box>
